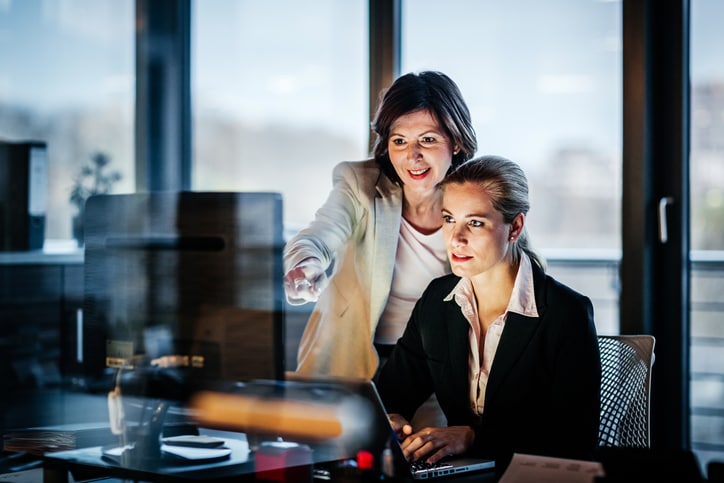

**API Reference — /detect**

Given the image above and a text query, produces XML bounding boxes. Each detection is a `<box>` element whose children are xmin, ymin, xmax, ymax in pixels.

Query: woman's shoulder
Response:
<box><xmin>409</xmin><ymin>274</ymin><xmax>461</xmax><ymax>323</ymax></box>
<box><xmin>530</xmin><ymin>260</ymin><xmax>590</xmax><ymax>306</ymax></box>
<box><xmin>332</xmin><ymin>159</ymin><xmax>398</xmax><ymax>196</ymax></box>
<box><xmin>423</xmin><ymin>273</ymin><xmax>461</xmax><ymax>298</ymax></box>
<box><xmin>539</xmin><ymin>272</ymin><xmax>595</xmax><ymax>326</ymax></box>
<box><xmin>544</xmin><ymin>273</ymin><xmax>590</xmax><ymax>303</ymax></box>
<box><xmin>332</xmin><ymin>158</ymin><xmax>379</xmax><ymax>175</ymax></box>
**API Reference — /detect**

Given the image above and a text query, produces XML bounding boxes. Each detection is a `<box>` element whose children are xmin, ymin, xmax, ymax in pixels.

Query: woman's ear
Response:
<box><xmin>509</xmin><ymin>213</ymin><xmax>525</xmax><ymax>241</ymax></box>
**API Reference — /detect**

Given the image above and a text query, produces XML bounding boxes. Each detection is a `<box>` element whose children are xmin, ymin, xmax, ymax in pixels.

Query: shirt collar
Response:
<box><xmin>444</xmin><ymin>252</ymin><xmax>539</xmax><ymax>318</ymax></box>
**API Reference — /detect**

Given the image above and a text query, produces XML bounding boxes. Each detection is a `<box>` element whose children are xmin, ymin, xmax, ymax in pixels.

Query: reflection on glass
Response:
<box><xmin>82</xmin><ymin>192</ymin><xmax>285</xmax><ymax>389</ymax></box>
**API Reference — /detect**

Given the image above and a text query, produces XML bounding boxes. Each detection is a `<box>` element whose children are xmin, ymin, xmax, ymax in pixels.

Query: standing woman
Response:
<box><xmin>284</xmin><ymin>71</ymin><xmax>477</xmax><ymax>380</ymax></box>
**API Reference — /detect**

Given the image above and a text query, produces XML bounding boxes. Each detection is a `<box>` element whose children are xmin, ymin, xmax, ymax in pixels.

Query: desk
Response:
<box><xmin>42</xmin><ymin>437</ymin><xmax>499</xmax><ymax>483</ymax></box>
<box><xmin>43</xmin><ymin>436</ymin><xmax>257</xmax><ymax>483</ymax></box>
<box><xmin>39</xmin><ymin>376</ymin><xmax>502</xmax><ymax>482</ymax></box>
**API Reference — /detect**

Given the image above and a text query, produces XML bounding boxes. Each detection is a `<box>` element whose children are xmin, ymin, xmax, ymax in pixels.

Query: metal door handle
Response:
<box><xmin>658</xmin><ymin>196</ymin><xmax>674</xmax><ymax>243</ymax></box>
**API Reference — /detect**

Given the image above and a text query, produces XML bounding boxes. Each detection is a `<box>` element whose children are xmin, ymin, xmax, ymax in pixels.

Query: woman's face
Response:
<box><xmin>387</xmin><ymin>109</ymin><xmax>456</xmax><ymax>193</ymax></box>
<box><xmin>442</xmin><ymin>181</ymin><xmax>518</xmax><ymax>280</ymax></box>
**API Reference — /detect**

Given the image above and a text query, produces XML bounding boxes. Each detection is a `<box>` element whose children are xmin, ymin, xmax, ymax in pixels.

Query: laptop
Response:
<box><xmin>269</xmin><ymin>375</ymin><xmax>495</xmax><ymax>479</ymax></box>
<box><xmin>345</xmin><ymin>378</ymin><xmax>496</xmax><ymax>480</ymax></box>
<box><xmin>403</xmin><ymin>447</ymin><xmax>496</xmax><ymax>480</ymax></box>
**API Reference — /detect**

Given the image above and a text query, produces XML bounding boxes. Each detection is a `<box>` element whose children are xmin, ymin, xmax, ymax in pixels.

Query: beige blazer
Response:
<box><xmin>284</xmin><ymin>159</ymin><xmax>404</xmax><ymax>378</ymax></box>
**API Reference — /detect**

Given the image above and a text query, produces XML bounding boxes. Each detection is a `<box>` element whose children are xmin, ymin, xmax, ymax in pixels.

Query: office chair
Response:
<box><xmin>597</xmin><ymin>335</ymin><xmax>656</xmax><ymax>448</ymax></box>
<box><xmin>709</xmin><ymin>460</ymin><xmax>724</xmax><ymax>482</ymax></box>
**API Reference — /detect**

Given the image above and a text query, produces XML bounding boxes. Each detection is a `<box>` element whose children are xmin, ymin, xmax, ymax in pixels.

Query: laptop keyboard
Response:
<box><xmin>410</xmin><ymin>459</ymin><xmax>454</xmax><ymax>474</ymax></box>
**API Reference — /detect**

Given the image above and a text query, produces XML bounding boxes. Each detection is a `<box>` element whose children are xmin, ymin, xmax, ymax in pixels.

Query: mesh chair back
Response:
<box><xmin>598</xmin><ymin>335</ymin><xmax>656</xmax><ymax>448</ymax></box>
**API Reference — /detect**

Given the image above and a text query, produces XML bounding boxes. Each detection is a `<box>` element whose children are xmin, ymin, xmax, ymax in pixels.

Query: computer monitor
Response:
<box><xmin>81</xmin><ymin>191</ymin><xmax>285</xmax><ymax>398</ymax></box>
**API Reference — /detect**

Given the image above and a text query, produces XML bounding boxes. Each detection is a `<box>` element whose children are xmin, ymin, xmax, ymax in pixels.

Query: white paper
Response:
<box><xmin>498</xmin><ymin>453</ymin><xmax>605</xmax><ymax>483</ymax></box>
<box><xmin>160</xmin><ymin>444</ymin><xmax>232</xmax><ymax>460</ymax></box>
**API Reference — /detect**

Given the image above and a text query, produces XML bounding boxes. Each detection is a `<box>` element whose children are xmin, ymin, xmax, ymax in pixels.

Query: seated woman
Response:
<box><xmin>375</xmin><ymin>154</ymin><xmax>601</xmax><ymax>471</ymax></box>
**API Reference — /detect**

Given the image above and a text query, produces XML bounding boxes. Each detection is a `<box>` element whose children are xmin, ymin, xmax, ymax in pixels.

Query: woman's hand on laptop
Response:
<box><xmin>388</xmin><ymin>413</ymin><xmax>413</xmax><ymax>440</ymax></box>
<box><xmin>400</xmin><ymin>425</ymin><xmax>475</xmax><ymax>465</ymax></box>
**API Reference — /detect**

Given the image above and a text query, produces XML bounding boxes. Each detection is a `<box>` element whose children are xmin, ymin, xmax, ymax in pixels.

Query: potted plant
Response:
<box><xmin>69</xmin><ymin>152</ymin><xmax>122</xmax><ymax>246</ymax></box>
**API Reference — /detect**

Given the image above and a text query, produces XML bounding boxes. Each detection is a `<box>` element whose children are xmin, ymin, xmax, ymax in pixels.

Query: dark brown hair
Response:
<box><xmin>371</xmin><ymin>71</ymin><xmax>477</xmax><ymax>185</ymax></box>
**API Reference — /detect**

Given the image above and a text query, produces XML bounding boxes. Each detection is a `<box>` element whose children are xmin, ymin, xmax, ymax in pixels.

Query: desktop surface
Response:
<box><xmin>43</xmin><ymin>442</ymin><xmax>499</xmax><ymax>483</ymax></box>
<box><xmin>37</xmin><ymin>378</ymin><xmax>501</xmax><ymax>482</ymax></box>
<box><xmin>43</xmin><ymin>431</ymin><xmax>256</xmax><ymax>483</ymax></box>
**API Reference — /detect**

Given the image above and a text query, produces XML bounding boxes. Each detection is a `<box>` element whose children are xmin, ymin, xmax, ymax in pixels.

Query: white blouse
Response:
<box><xmin>374</xmin><ymin>217</ymin><xmax>448</xmax><ymax>345</ymax></box>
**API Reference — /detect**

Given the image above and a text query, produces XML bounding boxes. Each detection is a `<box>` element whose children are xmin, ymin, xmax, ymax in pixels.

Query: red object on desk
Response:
<box><xmin>356</xmin><ymin>450</ymin><xmax>374</xmax><ymax>470</ymax></box>
<box><xmin>255</xmin><ymin>441</ymin><xmax>313</xmax><ymax>482</ymax></box>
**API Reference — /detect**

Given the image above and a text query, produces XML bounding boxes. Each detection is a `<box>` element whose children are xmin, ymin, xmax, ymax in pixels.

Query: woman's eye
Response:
<box><xmin>390</xmin><ymin>138</ymin><xmax>405</xmax><ymax>146</ymax></box>
<box><xmin>442</xmin><ymin>215</ymin><xmax>454</xmax><ymax>223</ymax></box>
<box><xmin>421</xmin><ymin>136</ymin><xmax>436</xmax><ymax>144</ymax></box>
<box><xmin>470</xmin><ymin>220</ymin><xmax>483</xmax><ymax>228</ymax></box>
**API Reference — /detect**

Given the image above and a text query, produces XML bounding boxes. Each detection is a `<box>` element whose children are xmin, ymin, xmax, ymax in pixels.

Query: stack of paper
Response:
<box><xmin>2</xmin><ymin>423</ymin><xmax>116</xmax><ymax>455</ymax></box>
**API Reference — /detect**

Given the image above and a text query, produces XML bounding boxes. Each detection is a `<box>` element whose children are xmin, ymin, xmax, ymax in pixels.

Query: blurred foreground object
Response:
<box><xmin>191</xmin><ymin>391</ymin><xmax>343</xmax><ymax>440</ymax></box>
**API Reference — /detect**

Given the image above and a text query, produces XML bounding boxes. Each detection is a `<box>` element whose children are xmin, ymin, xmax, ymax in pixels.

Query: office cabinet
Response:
<box><xmin>0</xmin><ymin>253</ymin><xmax>83</xmax><ymax>390</ymax></box>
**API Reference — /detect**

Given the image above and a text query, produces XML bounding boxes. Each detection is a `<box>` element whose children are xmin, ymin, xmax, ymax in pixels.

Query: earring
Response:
<box><xmin>509</xmin><ymin>236</ymin><xmax>515</xmax><ymax>242</ymax></box>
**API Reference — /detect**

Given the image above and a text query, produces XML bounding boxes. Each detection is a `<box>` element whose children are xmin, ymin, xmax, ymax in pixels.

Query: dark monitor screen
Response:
<box><xmin>81</xmin><ymin>191</ymin><xmax>285</xmax><ymax>396</ymax></box>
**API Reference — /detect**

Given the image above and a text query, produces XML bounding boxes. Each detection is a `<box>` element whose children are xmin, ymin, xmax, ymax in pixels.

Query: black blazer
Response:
<box><xmin>375</xmin><ymin>261</ymin><xmax>601</xmax><ymax>469</ymax></box>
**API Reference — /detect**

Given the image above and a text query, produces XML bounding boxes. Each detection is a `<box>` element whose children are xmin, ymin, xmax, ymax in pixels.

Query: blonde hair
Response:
<box><xmin>441</xmin><ymin>154</ymin><xmax>547</xmax><ymax>271</ymax></box>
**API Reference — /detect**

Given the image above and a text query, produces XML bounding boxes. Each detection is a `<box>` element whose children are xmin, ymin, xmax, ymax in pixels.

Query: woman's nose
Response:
<box><xmin>408</xmin><ymin>142</ymin><xmax>422</xmax><ymax>159</ymax></box>
<box><xmin>448</xmin><ymin>226</ymin><xmax>467</xmax><ymax>246</ymax></box>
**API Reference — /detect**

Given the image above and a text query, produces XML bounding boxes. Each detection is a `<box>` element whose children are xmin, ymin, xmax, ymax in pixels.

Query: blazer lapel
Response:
<box><xmin>369</xmin><ymin>175</ymin><xmax>402</xmax><ymax>330</ymax></box>
<box><xmin>445</xmin><ymin>301</ymin><xmax>476</xmax><ymax>401</ymax></box>
<box><xmin>485</xmin><ymin>312</ymin><xmax>539</xmax><ymax>397</ymax></box>
<box><xmin>485</xmin><ymin>265</ymin><xmax>548</xmax><ymax>401</ymax></box>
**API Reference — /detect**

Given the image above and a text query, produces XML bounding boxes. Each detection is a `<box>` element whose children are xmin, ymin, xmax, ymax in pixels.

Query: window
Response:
<box><xmin>690</xmin><ymin>0</ymin><xmax>724</xmax><ymax>469</ymax></box>
<box><xmin>0</xmin><ymin>0</ymin><xmax>134</xmax><ymax>242</ymax></box>
<box><xmin>691</xmin><ymin>0</ymin><xmax>724</xmax><ymax>252</ymax></box>
<box><xmin>191</xmin><ymin>0</ymin><xmax>369</xmax><ymax>233</ymax></box>
<box><xmin>401</xmin><ymin>0</ymin><xmax>622</xmax><ymax>334</ymax></box>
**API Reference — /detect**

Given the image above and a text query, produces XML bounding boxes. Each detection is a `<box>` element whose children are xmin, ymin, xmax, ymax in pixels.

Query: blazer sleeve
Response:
<box><xmin>374</xmin><ymin>282</ymin><xmax>441</xmax><ymax>421</ymax></box>
<box><xmin>283</xmin><ymin>160</ymin><xmax>375</xmax><ymax>273</ymax></box>
<box><xmin>544</xmin><ymin>280</ymin><xmax>601</xmax><ymax>459</ymax></box>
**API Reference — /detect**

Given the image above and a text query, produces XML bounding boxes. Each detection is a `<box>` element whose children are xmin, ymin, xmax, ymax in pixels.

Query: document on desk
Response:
<box><xmin>161</xmin><ymin>443</ymin><xmax>233</xmax><ymax>461</ymax></box>
<box><xmin>498</xmin><ymin>453</ymin><xmax>605</xmax><ymax>483</ymax></box>
<box><xmin>101</xmin><ymin>438</ymin><xmax>244</xmax><ymax>464</ymax></box>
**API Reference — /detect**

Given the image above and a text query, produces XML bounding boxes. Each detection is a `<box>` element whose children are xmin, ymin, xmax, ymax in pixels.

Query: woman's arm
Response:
<box><xmin>283</xmin><ymin>161</ymin><xmax>369</xmax><ymax>272</ymax></box>
<box><xmin>375</xmin><ymin>291</ymin><xmax>436</xmax><ymax>421</ymax></box>
<box><xmin>283</xmin><ymin>161</ymin><xmax>379</xmax><ymax>305</ymax></box>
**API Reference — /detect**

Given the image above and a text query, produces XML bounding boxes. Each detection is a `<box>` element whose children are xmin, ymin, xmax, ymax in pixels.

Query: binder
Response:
<box><xmin>0</xmin><ymin>140</ymin><xmax>47</xmax><ymax>251</ymax></box>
